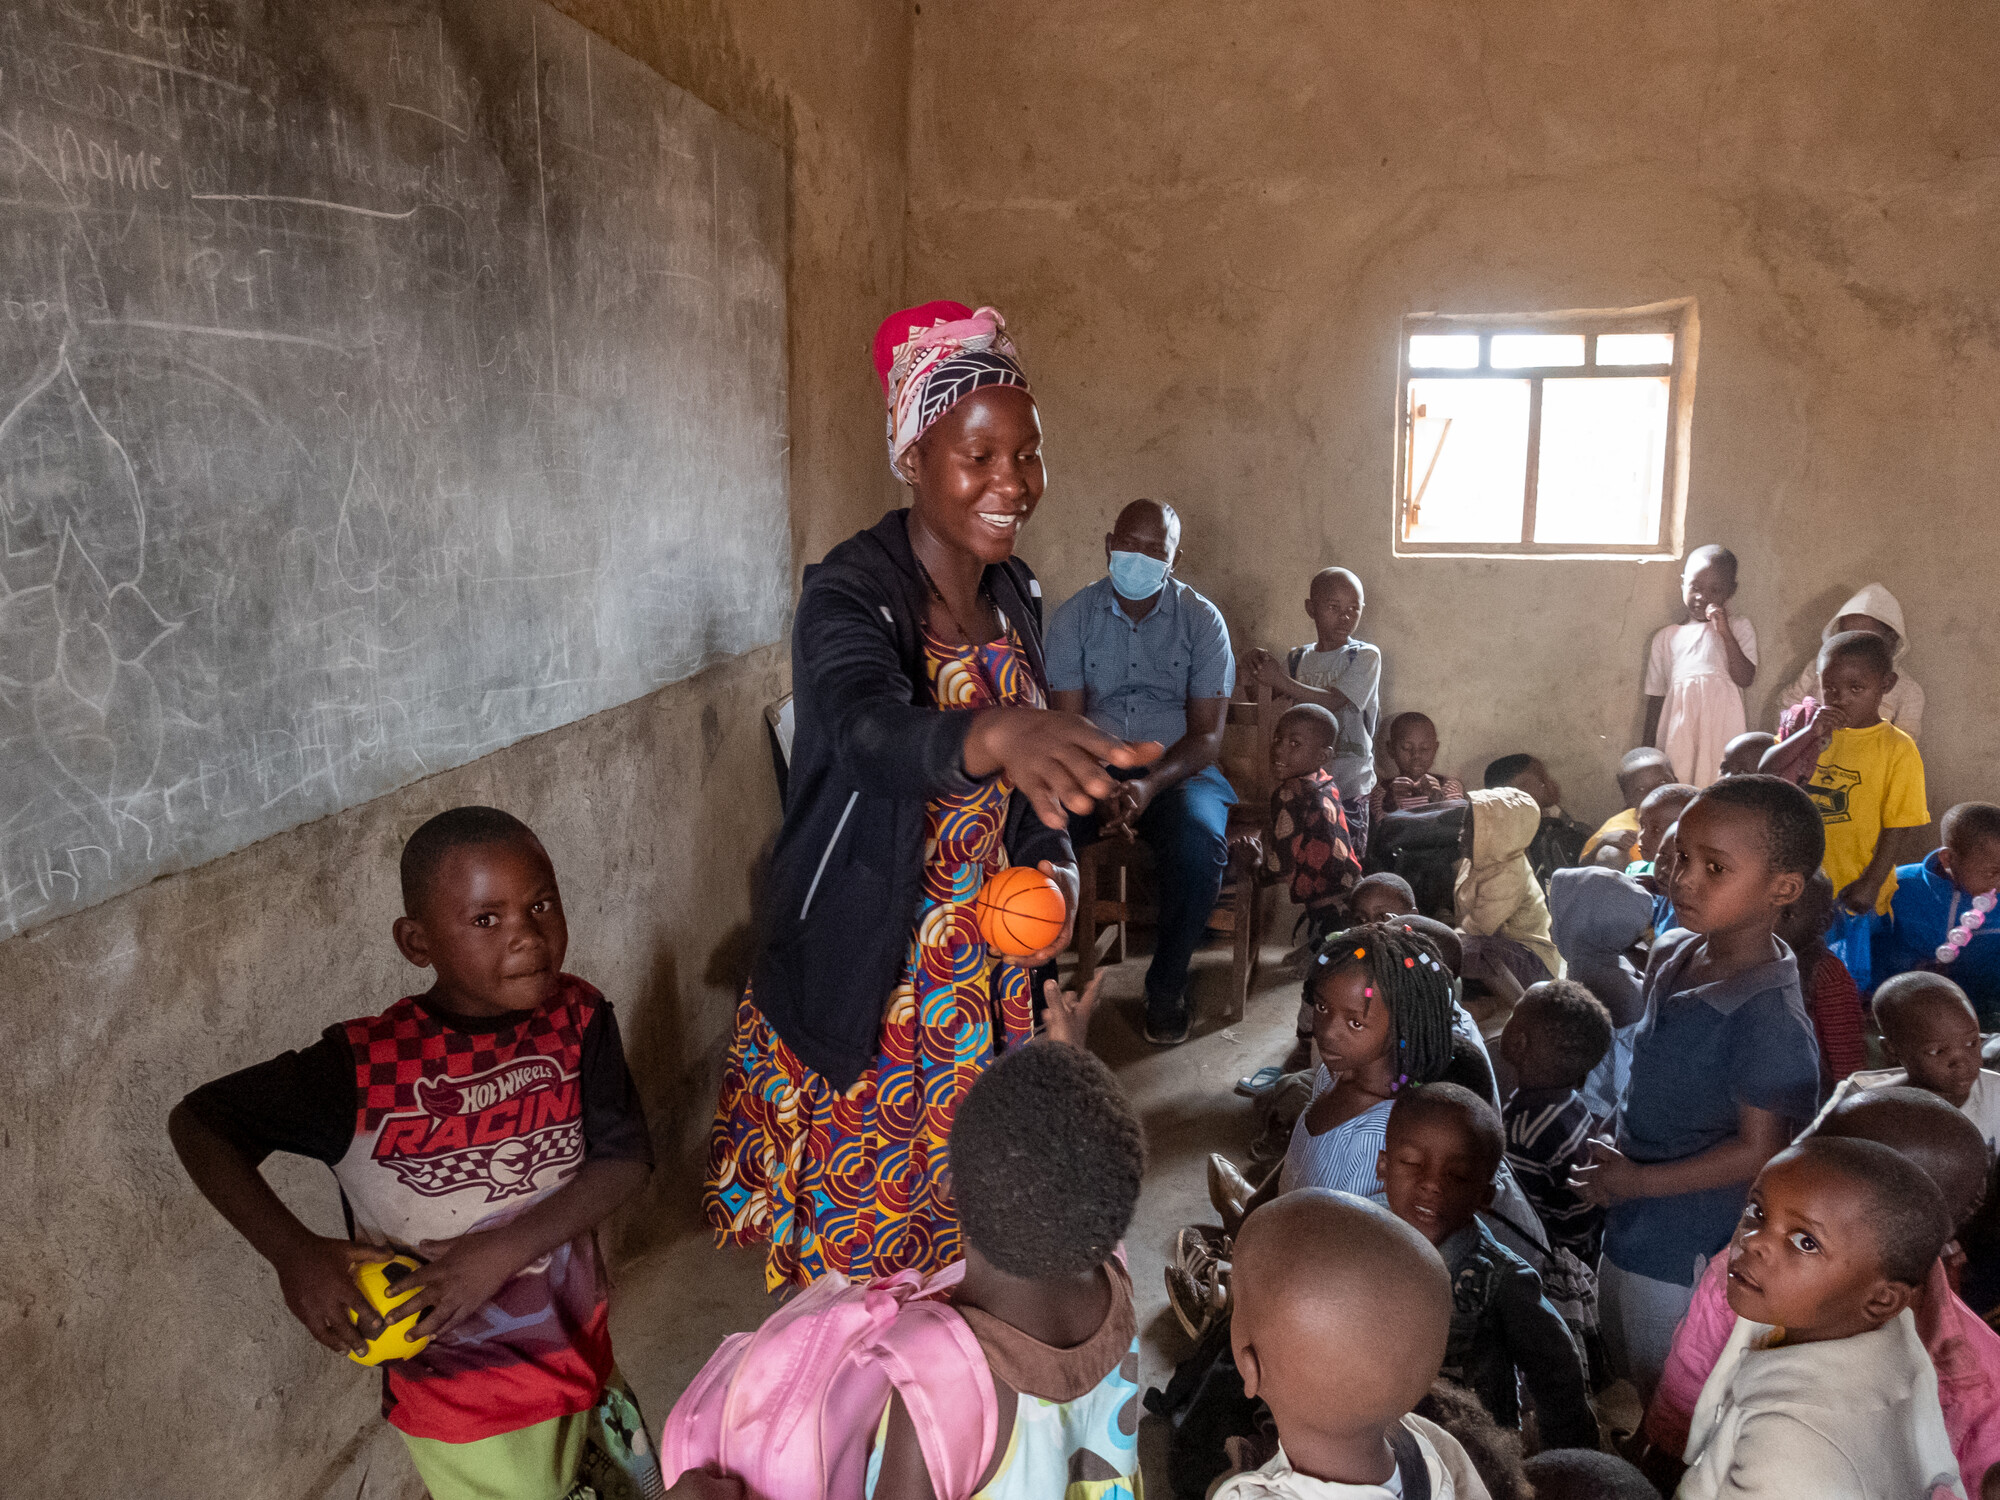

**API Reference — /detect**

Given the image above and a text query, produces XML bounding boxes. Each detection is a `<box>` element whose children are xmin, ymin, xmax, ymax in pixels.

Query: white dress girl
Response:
<box><xmin>1645</xmin><ymin>614</ymin><xmax>1758</xmax><ymax>788</ymax></box>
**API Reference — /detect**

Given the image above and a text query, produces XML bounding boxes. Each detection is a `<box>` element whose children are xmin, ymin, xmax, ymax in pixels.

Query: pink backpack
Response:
<box><xmin>658</xmin><ymin>1259</ymin><xmax>998</xmax><ymax>1500</ymax></box>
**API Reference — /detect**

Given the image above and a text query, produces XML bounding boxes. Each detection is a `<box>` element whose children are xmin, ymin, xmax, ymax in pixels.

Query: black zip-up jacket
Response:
<box><xmin>751</xmin><ymin>509</ymin><xmax>1075</xmax><ymax>1089</ymax></box>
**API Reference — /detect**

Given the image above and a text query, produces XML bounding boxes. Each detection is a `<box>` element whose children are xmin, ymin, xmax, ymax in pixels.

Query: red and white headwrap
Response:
<box><xmin>872</xmin><ymin>301</ymin><xmax>1031</xmax><ymax>480</ymax></box>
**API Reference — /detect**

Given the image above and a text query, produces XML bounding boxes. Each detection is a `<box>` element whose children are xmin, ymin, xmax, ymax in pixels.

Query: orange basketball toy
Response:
<box><xmin>975</xmin><ymin>866</ymin><xmax>1068</xmax><ymax>958</ymax></box>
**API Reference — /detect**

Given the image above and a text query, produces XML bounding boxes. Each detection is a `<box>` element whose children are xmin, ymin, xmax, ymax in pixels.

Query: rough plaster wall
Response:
<box><xmin>908</xmin><ymin>0</ymin><xmax>2000</xmax><ymax>827</ymax></box>
<box><xmin>0</xmin><ymin>1</ymin><xmax>910</xmax><ymax>1494</ymax></box>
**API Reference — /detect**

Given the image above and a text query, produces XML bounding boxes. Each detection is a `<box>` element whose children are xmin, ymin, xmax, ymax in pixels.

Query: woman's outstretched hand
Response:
<box><xmin>965</xmin><ymin>709</ymin><xmax>1162</xmax><ymax>829</ymax></box>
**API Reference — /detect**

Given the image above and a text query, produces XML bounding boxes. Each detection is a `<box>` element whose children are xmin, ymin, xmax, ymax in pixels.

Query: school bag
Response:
<box><xmin>658</xmin><ymin>1258</ymin><xmax>997</xmax><ymax>1500</ymax></box>
<box><xmin>1369</xmin><ymin>802</ymin><xmax>1468</xmax><ymax>921</ymax></box>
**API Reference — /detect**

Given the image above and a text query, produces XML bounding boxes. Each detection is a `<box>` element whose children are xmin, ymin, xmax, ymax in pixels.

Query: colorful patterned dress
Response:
<box><xmin>705</xmin><ymin>624</ymin><xmax>1043</xmax><ymax>1290</ymax></box>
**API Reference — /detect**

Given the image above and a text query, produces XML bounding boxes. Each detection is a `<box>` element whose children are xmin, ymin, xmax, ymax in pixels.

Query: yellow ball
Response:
<box><xmin>346</xmin><ymin>1254</ymin><xmax>431</xmax><ymax>1367</ymax></box>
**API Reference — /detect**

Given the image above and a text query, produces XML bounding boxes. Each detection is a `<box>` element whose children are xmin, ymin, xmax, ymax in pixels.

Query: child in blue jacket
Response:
<box><xmin>1875</xmin><ymin>802</ymin><xmax>2000</xmax><ymax>1025</ymax></box>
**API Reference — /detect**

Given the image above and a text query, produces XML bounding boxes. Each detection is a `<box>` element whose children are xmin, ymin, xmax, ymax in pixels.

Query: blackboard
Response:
<box><xmin>0</xmin><ymin>0</ymin><xmax>790</xmax><ymax>938</ymax></box>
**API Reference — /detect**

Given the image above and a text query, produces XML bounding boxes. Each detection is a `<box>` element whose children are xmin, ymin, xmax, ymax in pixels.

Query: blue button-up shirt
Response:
<box><xmin>1044</xmin><ymin>575</ymin><xmax>1235</xmax><ymax>745</ymax></box>
<box><xmin>1605</xmin><ymin>930</ymin><xmax>1819</xmax><ymax>1284</ymax></box>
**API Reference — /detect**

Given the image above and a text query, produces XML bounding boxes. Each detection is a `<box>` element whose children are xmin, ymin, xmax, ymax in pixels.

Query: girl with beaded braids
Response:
<box><xmin>1278</xmin><ymin>923</ymin><xmax>1458</xmax><ymax>1195</ymax></box>
<box><xmin>1214</xmin><ymin>925</ymin><xmax>1458</xmax><ymax>1236</ymax></box>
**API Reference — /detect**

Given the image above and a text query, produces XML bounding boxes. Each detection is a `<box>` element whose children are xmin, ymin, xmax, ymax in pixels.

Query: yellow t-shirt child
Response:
<box><xmin>1805</xmin><ymin>720</ymin><xmax>1928</xmax><ymax>912</ymax></box>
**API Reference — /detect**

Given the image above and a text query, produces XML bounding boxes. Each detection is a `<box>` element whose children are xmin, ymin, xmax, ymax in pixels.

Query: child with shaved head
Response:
<box><xmin>1876</xmin><ymin>802</ymin><xmax>2000</xmax><ymax>1026</ymax></box>
<box><xmin>1217</xmin><ymin>1189</ymin><xmax>1492</xmax><ymax>1498</ymax></box>
<box><xmin>1677</xmin><ymin>1136</ymin><xmax>1964</xmax><ymax>1497</ymax></box>
<box><xmin>1845</xmin><ymin>973</ymin><xmax>2000</xmax><ymax>1150</ymax></box>
<box><xmin>1582</xmin><ymin>747</ymin><xmax>1678</xmax><ymax>865</ymax></box>
<box><xmin>1647</xmin><ymin>1085</ymin><xmax>2000</xmax><ymax>1491</ymax></box>
<box><xmin>1371</xmin><ymin>711</ymin><xmax>1466</xmax><ymax>830</ymax></box>
<box><xmin>1250</xmin><ymin>566</ymin><xmax>1382</xmax><ymax>853</ymax></box>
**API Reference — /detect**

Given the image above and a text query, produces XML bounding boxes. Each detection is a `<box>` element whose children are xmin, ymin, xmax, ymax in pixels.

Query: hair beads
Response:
<box><xmin>1301</xmin><ymin>922</ymin><xmax>1455</xmax><ymax>1094</ymax></box>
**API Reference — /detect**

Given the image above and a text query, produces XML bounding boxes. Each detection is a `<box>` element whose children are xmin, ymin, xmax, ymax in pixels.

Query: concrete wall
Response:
<box><xmin>0</xmin><ymin>1</ymin><xmax>909</xmax><ymax>1494</ymax></box>
<box><xmin>907</xmin><ymin>0</ymin><xmax>2000</xmax><ymax>827</ymax></box>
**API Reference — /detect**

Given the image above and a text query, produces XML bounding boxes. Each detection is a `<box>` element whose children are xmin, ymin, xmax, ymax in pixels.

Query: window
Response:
<box><xmin>1394</xmin><ymin>300</ymin><xmax>1697</xmax><ymax>558</ymax></box>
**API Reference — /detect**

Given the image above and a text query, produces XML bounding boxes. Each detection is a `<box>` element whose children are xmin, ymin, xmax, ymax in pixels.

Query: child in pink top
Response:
<box><xmin>1642</xmin><ymin>1085</ymin><xmax>2000</xmax><ymax>1491</ymax></box>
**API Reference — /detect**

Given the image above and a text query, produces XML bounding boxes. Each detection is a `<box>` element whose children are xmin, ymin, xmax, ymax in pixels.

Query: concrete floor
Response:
<box><xmin>611</xmin><ymin>926</ymin><xmax>1303</xmax><ymax>1492</ymax></box>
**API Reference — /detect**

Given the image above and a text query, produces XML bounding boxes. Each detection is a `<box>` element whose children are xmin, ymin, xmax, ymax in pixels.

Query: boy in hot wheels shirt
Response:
<box><xmin>170</xmin><ymin>807</ymin><xmax>656</xmax><ymax>1500</ymax></box>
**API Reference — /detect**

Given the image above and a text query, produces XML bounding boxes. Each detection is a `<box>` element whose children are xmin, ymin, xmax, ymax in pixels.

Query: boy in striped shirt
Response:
<box><xmin>1499</xmin><ymin>980</ymin><xmax>1615</xmax><ymax>1263</ymax></box>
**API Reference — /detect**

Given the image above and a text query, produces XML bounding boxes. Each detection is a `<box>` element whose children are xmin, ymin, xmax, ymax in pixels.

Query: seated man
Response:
<box><xmin>1046</xmin><ymin>498</ymin><xmax>1235</xmax><ymax>1045</ymax></box>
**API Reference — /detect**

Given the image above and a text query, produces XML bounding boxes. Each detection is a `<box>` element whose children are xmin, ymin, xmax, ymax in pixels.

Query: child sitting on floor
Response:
<box><xmin>1876</xmin><ymin>802</ymin><xmax>2000</xmax><ymax>1026</ymax></box>
<box><xmin>1499</xmin><ymin>981</ymin><xmax>1614</xmax><ymax>1264</ymax></box>
<box><xmin>1485</xmin><ymin>753</ymin><xmax>1590</xmax><ymax>889</ymax></box>
<box><xmin>1776</xmin><ymin>871</ymin><xmax>1867</xmax><ymax>1089</ymax></box>
<box><xmin>868</xmin><ymin>1037</ymin><xmax>1144</xmax><ymax>1500</ymax></box>
<box><xmin>1720</xmin><ymin>732</ymin><xmax>1775</xmax><ymax>778</ymax></box>
<box><xmin>1643</xmin><ymin>543</ymin><xmax>1758</xmax><ymax>788</ymax></box>
<box><xmin>1278</xmin><ymin>925</ymin><xmax>1458</xmax><ymax>1204</ymax></box>
<box><xmin>1252</xmin><ymin>703</ymin><xmax>1363</xmax><ymax>947</ymax></box>
<box><xmin>1583</xmin><ymin>748</ymin><xmax>1677</xmax><ymax>864</ymax></box>
<box><xmin>1370</xmin><ymin>711</ymin><xmax>1466</xmax><ymax>828</ymax></box>
<box><xmin>168</xmin><ymin>808</ymin><xmax>659</xmax><ymax>1500</ymax></box>
<box><xmin>1676</xmin><ymin>1137</ymin><xmax>1964</xmax><ymax>1499</ymax></box>
<box><xmin>1251</xmin><ymin>566</ymin><xmax>1382</xmax><ymax>853</ymax></box>
<box><xmin>1264</xmin><ymin>872</ymin><xmax>1417</xmax><ymax>1077</ymax></box>
<box><xmin>1455</xmin><ymin>788</ymin><xmax>1564</xmax><ymax>985</ymax></box>
<box><xmin>1764</xmin><ymin>629</ymin><xmax>1930</xmax><ymax>917</ymax></box>
<box><xmin>1378</xmin><ymin>1084</ymin><xmax>1599</xmax><ymax>1451</ymax></box>
<box><xmin>1575</xmin><ymin>776</ymin><xmax>1825</xmax><ymax>1401</ymax></box>
<box><xmin>1216</xmin><ymin>1188</ymin><xmax>1492</xmax><ymax>1498</ymax></box>
<box><xmin>1351</xmin><ymin>871</ymin><xmax>1418</xmax><ymax>925</ymax></box>
<box><xmin>1644</xmin><ymin>1084</ymin><xmax>2000</xmax><ymax>1493</ymax></box>
<box><xmin>1841</xmin><ymin>973</ymin><xmax>2000</xmax><ymax>1149</ymax></box>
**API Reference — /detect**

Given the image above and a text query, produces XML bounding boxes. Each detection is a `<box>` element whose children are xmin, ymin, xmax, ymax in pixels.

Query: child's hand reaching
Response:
<box><xmin>1039</xmin><ymin>973</ymin><xmax>1104</xmax><ymax>1048</ymax></box>
<box><xmin>1571</xmin><ymin>1137</ymin><xmax>1644</xmax><ymax>1207</ymax></box>
<box><xmin>1246</xmin><ymin>648</ymin><xmax>1292</xmax><ymax>698</ymax></box>
<box><xmin>273</xmin><ymin>1236</ymin><xmax>394</xmax><ymax>1354</ymax></box>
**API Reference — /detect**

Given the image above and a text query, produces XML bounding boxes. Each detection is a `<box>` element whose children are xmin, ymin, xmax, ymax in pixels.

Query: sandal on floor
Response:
<box><xmin>1234</xmin><ymin>1064</ymin><xmax>1284</xmax><ymax>1097</ymax></box>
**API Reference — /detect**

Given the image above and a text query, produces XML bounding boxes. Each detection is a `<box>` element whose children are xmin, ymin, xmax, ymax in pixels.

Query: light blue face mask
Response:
<box><xmin>1107</xmin><ymin>549</ymin><xmax>1170</xmax><ymax>599</ymax></box>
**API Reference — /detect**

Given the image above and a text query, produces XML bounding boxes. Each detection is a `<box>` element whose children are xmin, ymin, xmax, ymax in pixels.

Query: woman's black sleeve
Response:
<box><xmin>794</xmin><ymin>570</ymin><xmax>983</xmax><ymax>802</ymax></box>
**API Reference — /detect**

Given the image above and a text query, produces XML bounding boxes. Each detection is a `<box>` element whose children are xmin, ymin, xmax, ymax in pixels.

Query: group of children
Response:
<box><xmin>1167</xmin><ymin>550</ymin><xmax>2000</xmax><ymax>1496</ymax></box>
<box><xmin>166</xmin><ymin>542</ymin><xmax>2000</xmax><ymax>1500</ymax></box>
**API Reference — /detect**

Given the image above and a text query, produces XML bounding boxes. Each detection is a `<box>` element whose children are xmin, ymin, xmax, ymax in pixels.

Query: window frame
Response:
<box><xmin>1391</xmin><ymin>298</ymin><xmax>1699</xmax><ymax>560</ymax></box>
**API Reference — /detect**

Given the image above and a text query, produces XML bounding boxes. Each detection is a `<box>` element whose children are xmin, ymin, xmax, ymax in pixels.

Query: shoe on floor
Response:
<box><xmin>1207</xmin><ymin>1153</ymin><xmax>1255</xmax><ymax>1225</ymax></box>
<box><xmin>1234</xmin><ymin>1064</ymin><xmax>1284</xmax><ymax>1097</ymax></box>
<box><xmin>1144</xmin><ymin>1007</ymin><xmax>1192</xmax><ymax>1045</ymax></box>
<box><xmin>1165</xmin><ymin>1264</ymin><xmax>1210</xmax><ymax>1341</ymax></box>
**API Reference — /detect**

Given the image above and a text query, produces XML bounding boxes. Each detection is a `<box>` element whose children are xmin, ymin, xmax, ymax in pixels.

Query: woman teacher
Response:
<box><xmin>705</xmin><ymin>303</ymin><xmax>1157</xmax><ymax>1289</ymax></box>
